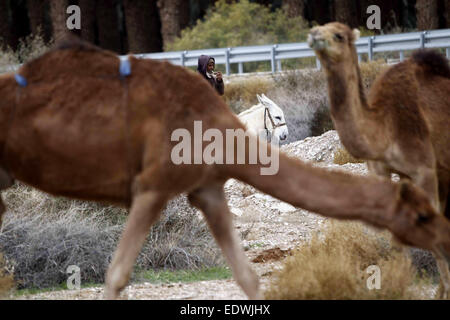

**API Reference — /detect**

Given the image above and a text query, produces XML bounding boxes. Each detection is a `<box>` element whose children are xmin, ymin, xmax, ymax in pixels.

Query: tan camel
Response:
<box><xmin>308</xmin><ymin>22</ymin><xmax>450</xmax><ymax>298</ymax></box>
<box><xmin>1</xmin><ymin>39</ymin><xmax>450</xmax><ymax>300</ymax></box>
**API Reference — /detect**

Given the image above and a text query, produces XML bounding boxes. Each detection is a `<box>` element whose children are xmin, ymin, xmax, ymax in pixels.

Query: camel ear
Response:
<box><xmin>352</xmin><ymin>29</ymin><xmax>360</xmax><ymax>42</ymax></box>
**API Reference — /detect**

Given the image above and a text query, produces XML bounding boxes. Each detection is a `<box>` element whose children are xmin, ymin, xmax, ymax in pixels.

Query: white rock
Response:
<box><xmin>230</xmin><ymin>207</ymin><xmax>243</xmax><ymax>217</ymax></box>
<box><xmin>272</xmin><ymin>202</ymin><xmax>297</xmax><ymax>213</ymax></box>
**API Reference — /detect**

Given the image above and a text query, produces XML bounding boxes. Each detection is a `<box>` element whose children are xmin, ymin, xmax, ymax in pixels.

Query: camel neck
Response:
<box><xmin>323</xmin><ymin>56</ymin><xmax>376</xmax><ymax>158</ymax></box>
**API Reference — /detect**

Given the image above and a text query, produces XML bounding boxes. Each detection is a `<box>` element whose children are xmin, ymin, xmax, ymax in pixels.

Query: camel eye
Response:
<box><xmin>334</xmin><ymin>33</ymin><xmax>344</xmax><ymax>41</ymax></box>
<box><xmin>417</xmin><ymin>212</ymin><xmax>430</xmax><ymax>224</ymax></box>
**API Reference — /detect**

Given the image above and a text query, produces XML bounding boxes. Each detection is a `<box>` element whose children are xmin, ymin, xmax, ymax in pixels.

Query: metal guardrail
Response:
<box><xmin>134</xmin><ymin>29</ymin><xmax>450</xmax><ymax>75</ymax></box>
<box><xmin>2</xmin><ymin>29</ymin><xmax>449</xmax><ymax>75</ymax></box>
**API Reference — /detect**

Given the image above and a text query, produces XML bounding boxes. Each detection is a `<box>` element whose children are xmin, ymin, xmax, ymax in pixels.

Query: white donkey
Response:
<box><xmin>238</xmin><ymin>94</ymin><xmax>289</xmax><ymax>144</ymax></box>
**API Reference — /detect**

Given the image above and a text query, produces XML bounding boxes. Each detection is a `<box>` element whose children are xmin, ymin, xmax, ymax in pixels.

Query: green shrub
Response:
<box><xmin>167</xmin><ymin>0</ymin><xmax>309</xmax><ymax>73</ymax></box>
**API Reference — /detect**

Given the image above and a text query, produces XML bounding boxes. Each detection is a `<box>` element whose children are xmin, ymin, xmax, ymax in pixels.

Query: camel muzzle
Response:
<box><xmin>308</xmin><ymin>32</ymin><xmax>327</xmax><ymax>51</ymax></box>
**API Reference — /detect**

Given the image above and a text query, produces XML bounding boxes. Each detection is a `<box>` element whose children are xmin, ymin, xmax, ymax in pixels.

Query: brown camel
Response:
<box><xmin>308</xmin><ymin>22</ymin><xmax>450</xmax><ymax>298</ymax></box>
<box><xmin>1</xmin><ymin>39</ymin><xmax>450</xmax><ymax>300</ymax></box>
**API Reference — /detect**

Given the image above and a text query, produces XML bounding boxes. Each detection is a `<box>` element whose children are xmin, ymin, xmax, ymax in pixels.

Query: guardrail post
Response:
<box><xmin>238</xmin><ymin>62</ymin><xmax>243</xmax><ymax>74</ymax></box>
<box><xmin>368</xmin><ymin>36</ymin><xmax>374</xmax><ymax>61</ymax></box>
<box><xmin>180</xmin><ymin>51</ymin><xmax>186</xmax><ymax>66</ymax></box>
<box><xmin>358</xmin><ymin>54</ymin><xmax>362</xmax><ymax>63</ymax></box>
<box><xmin>270</xmin><ymin>45</ymin><xmax>277</xmax><ymax>73</ymax></box>
<box><xmin>420</xmin><ymin>31</ymin><xmax>426</xmax><ymax>49</ymax></box>
<box><xmin>399</xmin><ymin>51</ymin><xmax>404</xmax><ymax>62</ymax></box>
<box><xmin>316</xmin><ymin>57</ymin><xmax>321</xmax><ymax>70</ymax></box>
<box><xmin>277</xmin><ymin>60</ymin><xmax>282</xmax><ymax>72</ymax></box>
<box><xmin>225</xmin><ymin>48</ymin><xmax>231</xmax><ymax>76</ymax></box>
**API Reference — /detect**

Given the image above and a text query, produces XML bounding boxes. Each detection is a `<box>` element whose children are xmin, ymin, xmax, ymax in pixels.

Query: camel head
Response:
<box><xmin>308</xmin><ymin>22</ymin><xmax>360</xmax><ymax>65</ymax></box>
<box><xmin>389</xmin><ymin>181</ymin><xmax>450</xmax><ymax>264</ymax></box>
<box><xmin>256</xmin><ymin>94</ymin><xmax>289</xmax><ymax>142</ymax></box>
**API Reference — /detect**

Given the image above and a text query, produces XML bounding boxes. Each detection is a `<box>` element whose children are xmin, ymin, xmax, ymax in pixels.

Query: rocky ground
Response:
<box><xmin>14</xmin><ymin>130</ymin><xmax>434</xmax><ymax>300</ymax></box>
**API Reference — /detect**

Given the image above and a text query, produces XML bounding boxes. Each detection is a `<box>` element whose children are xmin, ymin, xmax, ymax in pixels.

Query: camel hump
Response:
<box><xmin>18</xmin><ymin>36</ymin><xmax>119</xmax><ymax>83</ymax></box>
<box><xmin>412</xmin><ymin>49</ymin><xmax>450</xmax><ymax>79</ymax></box>
<box><xmin>53</xmin><ymin>34</ymin><xmax>104</xmax><ymax>53</ymax></box>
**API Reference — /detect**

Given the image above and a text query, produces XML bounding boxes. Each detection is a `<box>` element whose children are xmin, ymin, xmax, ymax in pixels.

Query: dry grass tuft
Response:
<box><xmin>265</xmin><ymin>221</ymin><xmax>432</xmax><ymax>300</ymax></box>
<box><xmin>0</xmin><ymin>183</ymin><xmax>222</xmax><ymax>289</ymax></box>
<box><xmin>0</xmin><ymin>31</ymin><xmax>53</xmax><ymax>73</ymax></box>
<box><xmin>359</xmin><ymin>60</ymin><xmax>389</xmax><ymax>91</ymax></box>
<box><xmin>333</xmin><ymin>147</ymin><xmax>366</xmax><ymax>165</ymax></box>
<box><xmin>0</xmin><ymin>253</ymin><xmax>14</xmax><ymax>298</ymax></box>
<box><xmin>224</xmin><ymin>77</ymin><xmax>275</xmax><ymax>114</ymax></box>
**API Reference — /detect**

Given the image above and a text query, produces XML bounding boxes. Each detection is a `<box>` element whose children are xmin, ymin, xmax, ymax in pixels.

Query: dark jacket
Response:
<box><xmin>197</xmin><ymin>55</ymin><xmax>224</xmax><ymax>95</ymax></box>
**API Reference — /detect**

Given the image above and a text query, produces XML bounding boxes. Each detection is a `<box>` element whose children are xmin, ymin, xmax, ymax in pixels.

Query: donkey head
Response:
<box><xmin>257</xmin><ymin>94</ymin><xmax>289</xmax><ymax>143</ymax></box>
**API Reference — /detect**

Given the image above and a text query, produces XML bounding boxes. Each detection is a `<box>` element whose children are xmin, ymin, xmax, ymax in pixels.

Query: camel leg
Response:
<box><xmin>409</xmin><ymin>167</ymin><xmax>440</xmax><ymax>212</ymax></box>
<box><xmin>387</xmin><ymin>162</ymin><xmax>449</xmax><ymax>298</ymax></box>
<box><xmin>413</xmin><ymin>168</ymin><xmax>450</xmax><ymax>299</ymax></box>
<box><xmin>367</xmin><ymin>160</ymin><xmax>391</xmax><ymax>178</ymax></box>
<box><xmin>409</xmin><ymin>168</ymin><xmax>450</xmax><ymax>298</ymax></box>
<box><xmin>438</xmin><ymin>178</ymin><xmax>449</xmax><ymax>219</ymax></box>
<box><xmin>410</xmin><ymin>170</ymin><xmax>450</xmax><ymax>299</ymax></box>
<box><xmin>188</xmin><ymin>182</ymin><xmax>262</xmax><ymax>300</ymax></box>
<box><xmin>0</xmin><ymin>198</ymin><xmax>6</xmax><ymax>232</ymax></box>
<box><xmin>436</xmin><ymin>178</ymin><xmax>450</xmax><ymax>299</ymax></box>
<box><xmin>0</xmin><ymin>167</ymin><xmax>14</xmax><ymax>230</ymax></box>
<box><xmin>104</xmin><ymin>191</ymin><xmax>167</xmax><ymax>299</ymax></box>
<box><xmin>435</xmin><ymin>256</ymin><xmax>450</xmax><ymax>299</ymax></box>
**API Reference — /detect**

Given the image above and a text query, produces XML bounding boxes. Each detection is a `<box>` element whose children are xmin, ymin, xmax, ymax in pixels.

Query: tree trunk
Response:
<box><xmin>78</xmin><ymin>0</ymin><xmax>97</xmax><ymax>44</ymax></box>
<box><xmin>334</xmin><ymin>0</ymin><xmax>359</xmax><ymax>28</ymax></box>
<box><xmin>157</xmin><ymin>0</ymin><xmax>190</xmax><ymax>49</ymax></box>
<box><xmin>50</xmin><ymin>0</ymin><xmax>73</xmax><ymax>42</ymax></box>
<box><xmin>95</xmin><ymin>0</ymin><xmax>122</xmax><ymax>53</ymax></box>
<box><xmin>282</xmin><ymin>0</ymin><xmax>305</xmax><ymax>18</ymax></box>
<box><xmin>416</xmin><ymin>0</ymin><xmax>439</xmax><ymax>30</ymax></box>
<box><xmin>27</xmin><ymin>0</ymin><xmax>47</xmax><ymax>35</ymax></box>
<box><xmin>305</xmin><ymin>0</ymin><xmax>331</xmax><ymax>25</ymax></box>
<box><xmin>123</xmin><ymin>0</ymin><xmax>162</xmax><ymax>53</ymax></box>
<box><xmin>0</xmin><ymin>1</ymin><xmax>12</xmax><ymax>48</ymax></box>
<box><xmin>443</xmin><ymin>0</ymin><xmax>450</xmax><ymax>28</ymax></box>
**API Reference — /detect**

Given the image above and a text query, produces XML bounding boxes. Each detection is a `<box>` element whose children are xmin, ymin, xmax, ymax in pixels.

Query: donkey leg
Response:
<box><xmin>188</xmin><ymin>182</ymin><xmax>262</xmax><ymax>300</ymax></box>
<box><xmin>104</xmin><ymin>191</ymin><xmax>167</xmax><ymax>299</ymax></box>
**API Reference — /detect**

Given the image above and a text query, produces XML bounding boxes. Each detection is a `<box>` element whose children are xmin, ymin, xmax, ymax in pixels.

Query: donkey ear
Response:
<box><xmin>352</xmin><ymin>29</ymin><xmax>360</xmax><ymax>42</ymax></box>
<box><xmin>257</xmin><ymin>94</ymin><xmax>263</xmax><ymax>105</ymax></box>
<box><xmin>261</xmin><ymin>94</ymin><xmax>271</xmax><ymax>104</ymax></box>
